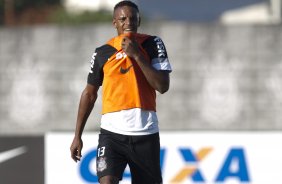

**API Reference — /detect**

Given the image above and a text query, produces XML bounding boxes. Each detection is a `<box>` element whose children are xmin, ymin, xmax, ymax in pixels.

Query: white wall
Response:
<box><xmin>1</xmin><ymin>23</ymin><xmax>282</xmax><ymax>134</ymax></box>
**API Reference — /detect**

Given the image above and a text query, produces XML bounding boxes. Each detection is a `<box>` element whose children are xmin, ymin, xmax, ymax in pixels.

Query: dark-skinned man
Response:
<box><xmin>70</xmin><ymin>1</ymin><xmax>172</xmax><ymax>183</ymax></box>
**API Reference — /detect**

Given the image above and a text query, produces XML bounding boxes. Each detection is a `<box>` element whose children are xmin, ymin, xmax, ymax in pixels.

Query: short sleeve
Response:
<box><xmin>142</xmin><ymin>36</ymin><xmax>172</xmax><ymax>72</ymax></box>
<box><xmin>87</xmin><ymin>44</ymin><xmax>117</xmax><ymax>87</ymax></box>
<box><xmin>87</xmin><ymin>49</ymin><xmax>103</xmax><ymax>87</ymax></box>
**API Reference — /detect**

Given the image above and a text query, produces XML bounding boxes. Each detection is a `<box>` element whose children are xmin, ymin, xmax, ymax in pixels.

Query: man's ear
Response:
<box><xmin>138</xmin><ymin>17</ymin><xmax>141</xmax><ymax>27</ymax></box>
<box><xmin>113</xmin><ymin>19</ymin><xmax>117</xmax><ymax>29</ymax></box>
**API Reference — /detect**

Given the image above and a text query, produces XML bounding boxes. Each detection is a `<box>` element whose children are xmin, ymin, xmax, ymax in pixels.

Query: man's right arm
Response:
<box><xmin>70</xmin><ymin>84</ymin><xmax>99</xmax><ymax>162</ymax></box>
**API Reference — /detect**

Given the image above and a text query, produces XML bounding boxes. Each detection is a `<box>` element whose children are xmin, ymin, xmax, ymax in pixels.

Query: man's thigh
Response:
<box><xmin>128</xmin><ymin>133</ymin><xmax>162</xmax><ymax>184</ymax></box>
<box><xmin>96</xmin><ymin>130</ymin><xmax>128</xmax><ymax>181</ymax></box>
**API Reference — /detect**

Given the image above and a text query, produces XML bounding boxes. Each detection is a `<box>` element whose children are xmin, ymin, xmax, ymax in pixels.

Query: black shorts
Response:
<box><xmin>96</xmin><ymin>129</ymin><xmax>162</xmax><ymax>184</ymax></box>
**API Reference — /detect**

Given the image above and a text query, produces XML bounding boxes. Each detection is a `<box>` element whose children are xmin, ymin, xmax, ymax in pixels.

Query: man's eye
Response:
<box><xmin>119</xmin><ymin>17</ymin><xmax>126</xmax><ymax>22</ymax></box>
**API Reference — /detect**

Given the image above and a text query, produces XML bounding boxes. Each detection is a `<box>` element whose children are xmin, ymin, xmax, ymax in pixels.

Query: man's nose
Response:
<box><xmin>125</xmin><ymin>18</ymin><xmax>132</xmax><ymax>25</ymax></box>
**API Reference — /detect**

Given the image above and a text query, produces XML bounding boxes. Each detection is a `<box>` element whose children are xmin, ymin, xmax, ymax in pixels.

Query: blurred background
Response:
<box><xmin>1</xmin><ymin>0</ymin><xmax>282</xmax><ymax>133</ymax></box>
<box><xmin>0</xmin><ymin>0</ymin><xmax>282</xmax><ymax>184</ymax></box>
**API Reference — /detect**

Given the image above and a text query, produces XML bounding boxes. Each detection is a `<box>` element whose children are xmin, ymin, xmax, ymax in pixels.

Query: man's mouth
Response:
<box><xmin>124</xmin><ymin>28</ymin><xmax>135</xmax><ymax>32</ymax></box>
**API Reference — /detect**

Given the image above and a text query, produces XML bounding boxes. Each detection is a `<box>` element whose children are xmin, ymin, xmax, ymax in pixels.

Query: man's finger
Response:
<box><xmin>70</xmin><ymin>148</ymin><xmax>80</xmax><ymax>162</ymax></box>
<box><xmin>76</xmin><ymin>148</ymin><xmax>81</xmax><ymax>159</ymax></box>
<box><xmin>71</xmin><ymin>149</ymin><xmax>77</xmax><ymax>161</ymax></box>
<box><xmin>71</xmin><ymin>154</ymin><xmax>77</xmax><ymax>162</ymax></box>
<box><xmin>73</xmin><ymin>148</ymin><xmax>82</xmax><ymax>161</ymax></box>
<box><xmin>76</xmin><ymin>155</ymin><xmax>81</xmax><ymax>161</ymax></box>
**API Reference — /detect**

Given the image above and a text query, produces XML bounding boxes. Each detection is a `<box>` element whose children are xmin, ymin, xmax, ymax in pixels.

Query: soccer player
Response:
<box><xmin>70</xmin><ymin>1</ymin><xmax>172</xmax><ymax>183</ymax></box>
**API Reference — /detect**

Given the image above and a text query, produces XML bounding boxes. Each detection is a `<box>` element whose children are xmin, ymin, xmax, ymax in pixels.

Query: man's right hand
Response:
<box><xmin>70</xmin><ymin>137</ymin><xmax>83</xmax><ymax>162</ymax></box>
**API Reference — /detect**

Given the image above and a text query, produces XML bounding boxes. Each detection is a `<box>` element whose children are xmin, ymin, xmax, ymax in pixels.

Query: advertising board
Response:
<box><xmin>45</xmin><ymin>132</ymin><xmax>282</xmax><ymax>184</ymax></box>
<box><xmin>0</xmin><ymin>136</ymin><xmax>44</xmax><ymax>184</ymax></box>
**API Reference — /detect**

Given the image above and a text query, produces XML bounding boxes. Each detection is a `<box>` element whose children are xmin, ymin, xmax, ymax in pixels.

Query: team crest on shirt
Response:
<box><xmin>116</xmin><ymin>51</ymin><xmax>127</xmax><ymax>60</ymax></box>
<box><xmin>97</xmin><ymin>157</ymin><xmax>107</xmax><ymax>172</ymax></box>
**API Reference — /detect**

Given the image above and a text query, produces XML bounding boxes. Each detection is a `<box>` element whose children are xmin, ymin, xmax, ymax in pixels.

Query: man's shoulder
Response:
<box><xmin>96</xmin><ymin>43</ymin><xmax>115</xmax><ymax>51</ymax></box>
<box><xmin>137</xmin><ymin>33</ymin><xmax>152</xmax><ymax>38</ymax></box>
<box><xmin>93</xmin><ymin>43</ymin><xmax>117</xmax><ymax>64</ymax></box>
<box><xmin>95</xmin><ymin>44</ymin><xmax>117</xmax><ymax>55</ymax></box>
<box><xmin>136</xmin><ymin>33</ymin><xmax>156</xmax><ymax>42</ymax></box>
<box><xmin>142</xmin><ymin>35</ymin><xmax>166</xmax><ymax>49</ymax></box>
<box><xmin>142</xmin><ymin>35</ymin><xmax>165</xmax><ymax>45</ymax></box>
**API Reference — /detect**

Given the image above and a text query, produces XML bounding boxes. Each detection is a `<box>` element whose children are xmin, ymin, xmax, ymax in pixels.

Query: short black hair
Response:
<box><xmin>114</xmin><ymin>1</ymin><xmax>139</xmax><ymax>12</ymax></box>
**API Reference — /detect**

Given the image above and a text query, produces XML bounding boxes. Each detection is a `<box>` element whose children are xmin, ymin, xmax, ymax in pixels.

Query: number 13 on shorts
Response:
<box><xmin>98</xmin><ymin>146</ymin><xmax>106</xmax><ymax>157</ymax></box>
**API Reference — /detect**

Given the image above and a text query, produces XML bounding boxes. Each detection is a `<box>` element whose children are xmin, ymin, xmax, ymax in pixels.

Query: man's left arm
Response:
<box><xmin>122</xmin><ymin>36</ymin><xmax>171</xmax><ymax>94</ymax></box>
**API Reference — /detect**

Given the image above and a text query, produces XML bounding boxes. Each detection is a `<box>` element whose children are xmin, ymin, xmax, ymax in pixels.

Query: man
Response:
<box><xmin>70</xmin><ymin>1</ymin><xmax>172</xmax><ymax>183</ymax></box>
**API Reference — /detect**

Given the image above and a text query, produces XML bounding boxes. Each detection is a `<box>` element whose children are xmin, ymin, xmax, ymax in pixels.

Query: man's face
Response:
<box><xmin>113</xmin><ymin>6</ymin><xmax>140</xmax><ymax>35</ymax></box>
